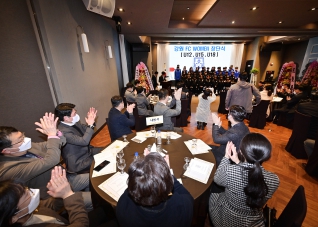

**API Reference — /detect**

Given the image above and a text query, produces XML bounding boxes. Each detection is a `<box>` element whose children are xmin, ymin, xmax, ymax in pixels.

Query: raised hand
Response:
<box><xmin>85</xmin><ymin>107</ymin><xmax>97</xmax><ymax>125</ymax></box>
<box><xmin>174</xmin><ymin>88</ymin><xmax>182</xmax><ymax>100</ymax></box>
<box><xmin>35</xmin><ymin>112</ymin><xmax>58</xmax><ymax>136</ymax></box>
<box><xmin>211</xmin><ymin>113</ymin><xmax>222</xmax><ymax>126</ymax></box>
<box><xmin>127</xmin><ymin>103</ymin><xmax>135</xmax><ymax>113</ymax></box>
<box><xmin>47</xmin><ymin>166</ymin><xmax>74</xmax><ymax>199</ymax></box>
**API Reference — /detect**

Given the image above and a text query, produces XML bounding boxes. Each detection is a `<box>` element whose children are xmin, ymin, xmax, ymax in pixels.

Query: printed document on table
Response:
<box><xmin>100</xmin><ymin>140</ymin><xmax>129</xmax><ymax>154</ymax></box>
<box><xmin>92</xmin><ymin>152</ymin><xmax>116</xmax><ymax>177</ymax></box>
<box><xmin>273</xmin><ymin>97</ymin><xmax>283</xmax><ymax>102</ymax></box>
<box><xmin>98</xmin><ymin>172</ymin><xmax>128</xmax><ymax>201</ymax></box>
<box><xmin>136</xmin><ymin>131</ymin><xmax>153</xmax><ymax>138</ymax></box>
<box><xmin>183</xmin><ymin>158</ymin><xmax>214</xmax><ymax>184</ymax></box>
<box><xmin>184</xmin><ymin>139</ymin><xmax>211</xmax><ymax>155</ymax></box>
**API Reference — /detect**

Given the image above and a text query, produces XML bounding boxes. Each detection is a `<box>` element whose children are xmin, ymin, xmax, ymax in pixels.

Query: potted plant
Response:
<box><xmin>250</xmin><ymin>68</ymin><xmax>259</xmax><ymax>75</ymax></box>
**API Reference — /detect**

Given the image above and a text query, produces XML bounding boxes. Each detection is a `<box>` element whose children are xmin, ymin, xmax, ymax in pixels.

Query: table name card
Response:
<box><xmin>146</xmin><ymin>115</ymin><xmax>163</xmax><ymax>126</ymax></box>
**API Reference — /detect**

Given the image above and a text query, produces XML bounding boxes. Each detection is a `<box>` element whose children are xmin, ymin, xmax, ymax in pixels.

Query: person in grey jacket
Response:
<box><xmin>225</xmin><ymin>72</ymin><xmax>261</xmax><ymax>114</ymax></box>
<box><xmin>55</xmin><ymin>103</ymin><xmax>104</xmax><ymax>174</ymax></box>
<box><xmin>154</xmin><ymin>88</ymin><xmax>183</xmax><ymax>132</ymax></box>
<box><xmin>125</xmin><ymin>82</ymin><xmax>136</xmax><ymax>102</ymax></box>
<box><xmin>135</xmin><ymin>86</ymin><xmax>154</xmax><ymax>116</ymax></box>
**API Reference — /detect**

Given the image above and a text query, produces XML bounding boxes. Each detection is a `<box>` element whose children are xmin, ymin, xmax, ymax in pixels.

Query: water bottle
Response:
<box><xmin>134</xmin><ymin>152</ymin><xmax>139</xmax><ymax>160</ymax></box>
<box><xmin>156</xmin><ymin>130</ymin><xmax>162</xmax><ymax>145</ymax></box>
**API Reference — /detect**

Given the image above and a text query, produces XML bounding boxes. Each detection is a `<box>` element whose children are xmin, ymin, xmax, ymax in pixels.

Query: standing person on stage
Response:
<box><xmin>154</xmin><ymin>88</ymin><xmax>183</xmax><ymax>132</ymax></box>
<box><xmin>225</xmin><ymin>72</ymin><xmax>261</xmax><ymax>116</ymax></box>
<box><xmin>234</xmin><ymin>67</ymin><xmax>240</xmax><ymax>79</ymax></box>
<box><xmin>159</xmin><ymin>71</ymin><xmax>168</xmax><ymax>84</ymax></box>
<box><xmin>55</xmin><ymin>103</ymin><xmax>104</xmax><ymax>174</ymax></box>
<box><xmin>152</xmin><ymin>71</ymin><xmax>158</xmax><ymax>90</ymax></box>
<box><xmin>174</xmin><ymin>64</ymin><xmax>182</xmax><ymax>85</ymax></box>
<box><xmin>108</xmin><ymin>96</ymin><xmax>136</xmax><ymax>141</ymax></box>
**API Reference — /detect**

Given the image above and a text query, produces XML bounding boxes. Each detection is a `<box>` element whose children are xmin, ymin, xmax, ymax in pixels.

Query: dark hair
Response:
<box><xmin>134</xmin><ymin>80</ymin><xmax>140</xmax><ymax>85</ymax></box>
<box><xmin>158</xmin><ymin>89</ymin><xmax>169</xmax><ymax>100</ymax></box>
<box><xmin>265</xmin><ymin>85</ymin><xmax>273</xmax><ymax>96</ymax></box>
<box><xmin>126</xmin><ymin>82</ymin><xmax>134</xmax><ymax>89</ymax></box>
<box><xmin>111</xmin><ymin>96</ymin><xmax>123</xmax><ymax>107</ymax></box>
<box><xmin>161</xmin><ymin>71</ymin><xmax>166</xmax><ymax>75</ymax></box>
<box><xmin>202</xmin><ymin>89</ymin><xmax>212</xmax><ymax>100</ymax></box>
<box><xmin>240</xmin><ymin>133</ymin><xmax>272</xmax><ymax>209</ymax></box>
<box><xmin>154</xmin><ymin>71</ymin><xmax>158</xmax><ymax>74</ymax></box>
<box><xmin>0</xmin><ymin>180</ymin><xmax>25</xmax><ymax>226</ymax></box>
<box><xmin>239</xmin><ymin>72</ymin><xmax>248</xmax><ymax>81</ymax></box>
<box><xmin>229</xmin><ymin>105</ymin><xmax>246</xmax><ymax>122</ymax></box>
<box><xmin>176</xmin><ymin>82</ymin><xmax>184</xmax><ymax>89</ymax></box>
<box><xmin>0</xmin><ymin>126</ymin><xmax>19</xmax><ymax>151</ymax></box>
<box><xmin>135</xmin><ymin>86</ymin><xmax>144</xmax><ymax>94</ymax></box>
<box><xmin>55</xmin><ymin>103</ymin><xmax>75</xmax><ymax>121</ymax></box>
<box><xmin>127</xmin><ymin>152</ymin><xmax>173</xmax><ymax>206</ymax></box>
<box><xmin>294</xmin><ymin>85</ymin><xmax>304</xmax><ymax>91</ymax></box>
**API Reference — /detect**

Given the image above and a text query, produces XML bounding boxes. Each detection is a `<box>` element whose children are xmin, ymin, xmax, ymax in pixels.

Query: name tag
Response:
<box><xmin>146</xmin><ymin>116</ymin><xmax>163</xmax><ymax>126</ymax></box>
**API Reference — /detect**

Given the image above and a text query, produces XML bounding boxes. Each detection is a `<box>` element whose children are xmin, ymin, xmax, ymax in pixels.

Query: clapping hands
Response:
<box><xmin>127</xmin><ymin>103</ymin><xmax>135</xmax><ymax>113</ymax></box>
<box><xmin>211</xmin><ymin>113</ymin><xmax>222</xmax><ymax>126</ymax></box>
<box><xmin>225</xmin><ymin>141</ymin><xmax>240</xmax><ymax>164</ymax></box>
<box><xmin>47</xmin><ymin>166</ymin><xmax>74</xmax><ymax>199</ymax></box>
<box><xmin>35</xmin><ymin>112</ymin><xmax>58</xmax><ymax>136</ymax></box>
<box><xmin>86</xmin><ymin>107</ymin><xmax>97</xmax><ymax>125</ymax></box>
<box><xmin>174</xmin><ymin>88</ymin><xmax>182</xmax><ymax>100</ymax></box>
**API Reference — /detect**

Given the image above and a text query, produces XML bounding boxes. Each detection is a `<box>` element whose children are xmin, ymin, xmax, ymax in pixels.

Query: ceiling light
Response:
<box><xmin>118</xmin><ymin>8</ymin><xmax>124</xmax><ymax>12</ymax></box>
<box><xmin>127</xmin><ymin>21</ymin><xmax>131</xmax><ymax>25</ymax></box>
<box><xmin>232</xmin><ymin>21</ymin><xmax>235</xmax><ymax>24</ymax></box>
<box><xmin>298</xmin><ymin>38</ymin><xmax>301</xmax><ymax>40</ymax></box>
<box><xmin>278</xmin><ymin>21</ymin><xmax>283</xmax><ymax>24</ymax></box>
<box><xmin>250</xmin><ymin>6</ymin><xmax>259</xmax><ymax>10</ymax></box>
<box><xmin>187</xmin><ymin>7</ymin><xmax>190</xmax><ymax>10</ymax></box>
<box><xmin>182</xmin><ymin>17</ymin><xmax>185</xmax><ymax>20</ymax></box>
<box><xmin>311</xmin><ymin>7</ymin><xmax>316</xmax><ymax>10</ymax></box>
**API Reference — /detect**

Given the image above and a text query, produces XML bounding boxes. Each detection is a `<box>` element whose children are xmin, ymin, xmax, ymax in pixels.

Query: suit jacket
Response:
<box><xmin>136</xmin><ymin>93</ymin><xmax>153</xmax><ymax>116</ymax></box>
<box><xmin>154</xmin><ymin>100</ymin><xmax>181</xmax><ymax>130</ymax></box>
<box><xmin>27</xmin><ymin>192</ymin><xmax>88</xmax><ymax>227</ymax></box>
<box><xmin>0</xmin><ymin>138</ymin><xmax>65</xmax><ymax>199</ymax></box>
<box><xmin>58</xmin><ymin>122</ymin><xmax>99</xmax><ymax>173</ymax></box>
<box><xmin>159</xmin><ymin>75</ymin><xmax>167</xmax><ymax>83</ymax></box>
<box><xmin>212</xmin><ymin>122</ymin><xmax>250</xmax><ymax>165</ymax></box>
<box><xmin>125</xmin><ymin>90</ymin><xmax>136</xmax><ymax>102</ymax></box>
<box><xmin>108</xmin><ymin>107</ymin><xmax>135</xmax><ymax>141</ymax></box>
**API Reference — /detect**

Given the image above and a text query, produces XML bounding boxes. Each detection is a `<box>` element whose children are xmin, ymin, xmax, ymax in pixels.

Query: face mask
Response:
<box><xmin>72</xmin><ymin>114</ymin><xmax>80</xmax><ymax>124</ymax></box>
<box><xmin>11</xmin><ymin>188</ymin><xmax>40</xmax><ymax>223</ymax></box>
<box><xmin>18</xmin><ymin>137</ymin><xmax>32</xmax><ymax>152</ymax></box>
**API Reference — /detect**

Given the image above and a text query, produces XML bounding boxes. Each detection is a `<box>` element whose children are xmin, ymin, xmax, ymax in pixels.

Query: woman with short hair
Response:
<box><xmin>196</xmin><ymin>89</ymin><xmax>216</xmax><ymax>130</ymax></box>
<box><xmin>116</xmin><ymin>152</ymin><xmax>194</xmax><ymax>227</ymax></box>
<box><xmin>209</xmin><ymin>133</ymin><xmax>279</xmax><ymax>227</ymax></box>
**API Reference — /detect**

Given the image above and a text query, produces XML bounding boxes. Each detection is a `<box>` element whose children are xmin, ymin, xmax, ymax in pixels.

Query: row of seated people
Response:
<box><xmin>0</xmin><ymin>101</ymin><xmax>283</xmax><ymax>226</ymax></box>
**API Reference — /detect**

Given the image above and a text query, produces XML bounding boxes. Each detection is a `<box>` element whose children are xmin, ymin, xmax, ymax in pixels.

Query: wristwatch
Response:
<box><xmin>88</xmin><ymin>122</ymin><xmax>96</xmax><ymax>129</ymax></box>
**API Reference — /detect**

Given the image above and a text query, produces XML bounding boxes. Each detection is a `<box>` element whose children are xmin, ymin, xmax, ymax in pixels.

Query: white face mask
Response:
<box><xmin>18</xmin><ymin>137</ymin><xmax>32</xmax><ymax>152</ymax></box>
<box><xmin>12</xmin><ymin>188</ymin><xmax>40</xmax><ymax>223</ymax></box>
<box><xmin>72</xmin><ymin>114</ymin><xmax>80</xmax><ymax>124</ymax></box>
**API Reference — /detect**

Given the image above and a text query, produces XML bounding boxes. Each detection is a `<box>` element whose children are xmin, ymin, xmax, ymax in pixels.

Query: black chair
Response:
<box><xmin>176</xmin><ymin>99</ymin><xmax>189</xmax><ymax>127</ymax></box>
<box><xmin>249</xmin><ymin>100</ymin><xmax>270</xmax><ymax>129</ymax></box>
<box><xmin>106</xmin><ymin>118</ymin><xmax>116</xmax><ymax>142</ymax></box>
<box><xmin>285</xmin><ymin>111</ymin><xmax>311</xmax><ymax>159</ymax></box>
<box><xmin>273</xmin><ymin>185</ymin><xmax>307</xmax><ymax>227</ymax></box>
<box><xmin>218</xmin><ymin>90</ymin><xmax>228</xmax><ymax>114</ymax></box>
<box><xmin>305</xmin><ymin>132</ymin><xmax>318</xmax><ymax>178</ymax></box>
<box><xmin>129</xmin><ymin>102</ymin><xmax>148</xmax><ymax>132</ymax></box>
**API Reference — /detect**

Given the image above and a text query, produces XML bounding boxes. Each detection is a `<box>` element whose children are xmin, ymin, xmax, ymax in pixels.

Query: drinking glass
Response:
<box><xmin>116</xmin><ymin>149</ymin><xmax>124</xmax><ymax>160</ymax></box>
<box><xmin>166</xmin><ymin>132</ymin><xmax>171</xmax><ymax>144</ymax></box>
<box><xmin>147</xmin><ymin>144</ymin><xmax>152</xmax><ymax>152</ymax></box>
<box><xmin>192</xmin><ymin>139</ymin><xmax>197</xmax><ymax>149</ymax></box>
<box><xmin>183</xmin><ymin>157</ymin><xmax>190</xmax><ymax>171</ymax></box>
<box><xmin>117</xmin><ymin>159</ymin><xmax>126</xmax><ymax>174</ymax></box>
<box><xmin>150</xmin><ymin>126</ymin><xmax>155</xmax><ymax>137</ymax></box>
<box><xmin>156</xmin><ymin>144</ymin><xmax>162</xmax><ymax>153</ymax></box>
<box><xmin>123</xmin><ymin>135</ymin><xmax>128</xmax><ymax>143</ymax></box>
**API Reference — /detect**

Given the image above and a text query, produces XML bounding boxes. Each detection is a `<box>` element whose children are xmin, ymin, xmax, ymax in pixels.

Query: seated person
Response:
<box><xmin>0</xmin><ymin>113</ymin><xmax>92</xmax><ymax>211</ymax></box>
<box><xmin>116</xmin><ymin>152</ymin><xmax>193</xmax><ymax>227</ymax></box>
<box><xmin>55</xmin><ymin>103</ymin><xmax>104</xmax><ymax>174</ymax></box>
<box><xmin>108</xmin><ymin>96</ymin><xmax>135</xmax><ymax>141</ymax></box>
<box><xmin>176</xmin><ymin>81</ymin><xmax>188</xmax><ymax>99</ymax></box>
<box><xmin>135</xmin><ymin>86</ymin><xmax>154</xmax><ymax>116</ymax></box>
<box><xmin>210</xmin><ymin>105</ymin><xmax>250</xmax><ymax>166</ymax></box>
<box><xmin>154</xmin><ymin>88</ymin><xmax>183</xmax><ymax>132</ymax></box>
<box><xmin>125</xmin><ymin>82</ymin><xmax>136</xmax><ymax>102</ymax></box>
<box><xmin>196</xmin><ymin>89</ymin><xmax>216</xmax><ymax>130</ymax></box>
<box><xmin>209</xmin><ymin>133</ymin><xmax>279</xmax><ymax>227</ymax></box>
<box><xmin>0</xmin><ymin>166</ymin><xmax>89</xmax><ymax>227</ymax></box>
<box><xmin>260</xmin><ymin>84</ymin><xmax>273</xmax><ymax>117</ymax></box>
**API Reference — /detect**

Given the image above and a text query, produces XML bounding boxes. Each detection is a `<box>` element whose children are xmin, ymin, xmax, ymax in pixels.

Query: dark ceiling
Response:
<box><xmin>105</xmin><ymin>0</ymin><xmax>318</xmax><ymax>44</ymax></box>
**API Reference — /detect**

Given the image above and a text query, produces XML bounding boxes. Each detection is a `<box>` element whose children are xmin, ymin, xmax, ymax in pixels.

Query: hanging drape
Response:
<box><xmin>230</xmin><ymin>44</ymin><xmax>244</xmax><ymax>71</ymax></box>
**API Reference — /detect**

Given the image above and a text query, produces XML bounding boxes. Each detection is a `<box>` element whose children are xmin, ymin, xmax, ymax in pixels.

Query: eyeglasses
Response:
<box><xmin>11</xmin><ymin>132</ymin><xmax>25</xmax><ymax>147</ymax></box>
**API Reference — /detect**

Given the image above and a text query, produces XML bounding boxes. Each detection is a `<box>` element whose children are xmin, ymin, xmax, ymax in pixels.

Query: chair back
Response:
<box><xmin>176</xmin><ymin>99</ymin><xmax>189</xmax><ymax>127</ymax></box>
<box><xmin>218</xmin><ymin>90</ymin><xmax>228</xmax><ymax>114</ymax></box>
<box><xmin>249</xmin><ymin>100</ymin><xmax>270</xmax><ymax>129</ymax></box>
<box><xmin>274</xmin><ymin>185</ymin><xmax>307</xmax><ymax>227</ymax></box>
<box><xmin>305</xmin><ymin>132</ymin><xmax>318</xmax><ymax>177</ymax></box>
<box><xmin>106</xmin><ymin>118</ymin><xmax>116</xmax><ymax>142</ymax></box>
<box><xmin>130</xmin><ymin>102</ymin><xmax>147</xmax><ymax>132</ymax></box>
<box><xmin>285</xmin><ymin>111</ymin><xmax>311</xmax><ymax>159</ymax></box>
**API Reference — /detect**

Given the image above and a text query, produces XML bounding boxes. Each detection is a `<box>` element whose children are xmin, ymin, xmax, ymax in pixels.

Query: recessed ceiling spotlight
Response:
<box><xmin>278</xmin><ymin>21</ymin><xmax>283</xmax><ymax>24</ymax></box>
<box><xmin>250</xmin><ymin>6</ymin><xmax>259</xmax><ymax>10</ymax></box>
<box><xmin>118</xmin><ymin>8</ymin><xmax>124</xmax><ymax>12</ymax></box>
<box><xmin>127</xmin><ymin>21</ymin><xmax>132</xmax><ymax>25</ymax></box>
<box><xmin>298</xmin><ymin>38</ymin><xmax>301</xmax><ymax>40</ymax></box>
<box><xmin>232</xmin><ymin>21</ymin><xmax>235</xmax><ymax>24</ymax></box>
<box><xmin>187</xmin><ymin>7</ymin><xmax>190</xmax><ymax>10</ymax></box>
<box><xmin>182</xmin><ymin>17</ymin><xmax>185</xmax><ymax>20</ymax></box>
<box><xmin>311</xmin><ymin>7</ymin><xmax>316</xmax><ymax>10</ymax></box>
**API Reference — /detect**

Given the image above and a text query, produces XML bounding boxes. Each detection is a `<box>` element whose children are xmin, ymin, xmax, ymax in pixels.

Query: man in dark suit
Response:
<box><xmin>159</xmin><ymin>71</ymin><xmax>168</xmax><ymax>84</ymax></box>
<box><xmin>55</xmin><ymin>103</ymin><xmax>104</xmax><ymax>174</ymax></box>
<box><xmin>210</xmin><ymin>105</ymin><xmax>250</xmax><ymax>166</ymax></box>
<box><xmin>152</xmin><ymin>71</ymin><xmax>158</xmax><ymax>89</ymax></box>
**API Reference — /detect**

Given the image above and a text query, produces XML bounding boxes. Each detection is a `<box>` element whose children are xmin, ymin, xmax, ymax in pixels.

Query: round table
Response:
<box><xmin>90</xmin><ymin>132</ymin><xmax>216</xmax><ymax>208</ymax></box>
